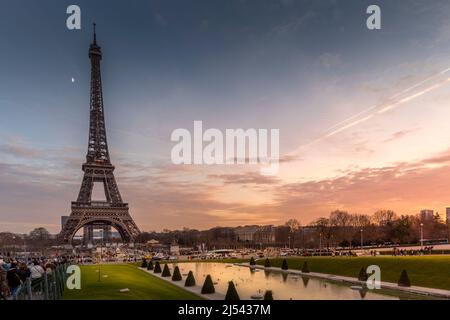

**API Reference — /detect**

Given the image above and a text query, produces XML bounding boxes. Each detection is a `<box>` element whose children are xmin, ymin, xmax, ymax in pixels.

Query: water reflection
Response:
<box><xmin>174</xmin><ymin>262</ymin><xmax>402</xmax><ymax>300</ymax></box>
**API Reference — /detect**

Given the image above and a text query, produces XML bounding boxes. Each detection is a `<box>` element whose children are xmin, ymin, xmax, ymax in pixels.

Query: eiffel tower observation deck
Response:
<box><xmin>60</xmin><ymin>24</ymin><xmax>140</xmax><ymax>244</ymax></box>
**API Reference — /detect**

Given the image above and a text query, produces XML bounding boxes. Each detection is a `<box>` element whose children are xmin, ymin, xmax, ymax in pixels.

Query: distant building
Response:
<box><xmin>170</xmin><ymin>244</ymin><xmax>180</xmax><ymax>256</ymax></box>
<box><xmin>234</xmin><ymin>225</ymin><xmax>259</xmax><ymax>242</ymax></box>
<box><xmin>146</xmin><ymin>239</ymin><xmax>160</xmax><ymax>246</ymax></box>
<box><xmin>420</xmin><ymin>209</ymin><xmax>434</xmax><ymax>221</ymax></box>
<box><xmin>111</xmin><ymin>231</ymin><xmax>120</xmax><ymax>239</ymax></box>
<box><xmin>61</xmin><ymin>216</ymin><xmax>69</xmax><ymax>230</ymax></box>
<box><xmin>446</xmin><ymin>208</ymin><xmax>450</xmax><ymax>223</ymax></box>
<box><xmin>254</xmin><ymin>225</ymin><xmax>276</xmax><ymax>243</ymax></box>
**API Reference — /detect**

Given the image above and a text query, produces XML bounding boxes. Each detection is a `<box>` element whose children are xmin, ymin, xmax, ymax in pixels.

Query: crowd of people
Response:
<box><xmin>0</xmin><ymin>256</ymin><xmax>68</xmax><ymax>300</ymax></box>
<box><xmin>392</xmin><ymin>246</ymin><xmax>434</xmax><ymax>256</ymax></box>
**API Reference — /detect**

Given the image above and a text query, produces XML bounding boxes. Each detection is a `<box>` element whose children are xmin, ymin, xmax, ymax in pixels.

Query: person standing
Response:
<box><xmin>0</xmin><ymin>259</ymin><xmax>9</xmax><ymax>299</ymax></box>
<box><xmin>30</xmin><ymin>260</ymin><xmax>45</xmax><ymax>283</ymax></box>
<box><xmin>6</xmin><ymin>263</ymin><xmax>22</xmax><ymax>299</ymax></box>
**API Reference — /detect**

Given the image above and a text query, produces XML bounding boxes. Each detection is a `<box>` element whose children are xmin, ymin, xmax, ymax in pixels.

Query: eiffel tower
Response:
<box><xmin>60</xmin><ymin>24</ymin><xmax>140</xmax><ymax>244</ymax></box>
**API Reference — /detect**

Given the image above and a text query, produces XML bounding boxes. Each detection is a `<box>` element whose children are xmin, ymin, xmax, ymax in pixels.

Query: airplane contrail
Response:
<box><xmin>288</xmin><ymin>67</ymin><xmax>450</xmax><ymax>156</ymax></box>
<box><xmin>324</xmin><ymin>67</ymin><xmax>450</xmax><ymax>134</ymax></box>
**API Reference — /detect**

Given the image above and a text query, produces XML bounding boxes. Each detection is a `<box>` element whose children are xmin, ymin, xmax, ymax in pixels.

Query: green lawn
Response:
<box><xmin>63</xmin><ymin>264</ymin><xmax>202</xmax><ymax>300</ymax></box>
<box><xmin>257</xmin><ymin>256</ymin><xmax>450</xmax><ymax>291</ymax></box>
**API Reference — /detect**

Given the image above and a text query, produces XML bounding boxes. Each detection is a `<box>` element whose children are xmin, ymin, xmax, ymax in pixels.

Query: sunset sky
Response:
<box><xmin>3</xmin><ymin>0</ymin><xmax>450</xmax><ymax>233</ymax></box>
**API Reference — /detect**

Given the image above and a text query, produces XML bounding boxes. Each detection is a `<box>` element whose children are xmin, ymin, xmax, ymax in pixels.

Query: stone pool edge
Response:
<box><xmin>235</xmin><ymin>263</ymin><xmax>450</xmax><ymax>299</ymax></box>
<box><xmin>138</xmin><ymin>267</ymin><xmax>225</xmax><ymax>300</ymax></box>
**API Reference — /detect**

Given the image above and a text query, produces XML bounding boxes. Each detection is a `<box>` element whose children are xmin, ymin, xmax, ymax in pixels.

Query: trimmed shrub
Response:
<box><xmin>225</xmin><ymin>281</ymin><xmax>240</xmax><ymax>300</ymax></box>
<box><xmin>141</xmin><ymin>259</ymin><xmax>148</xmax><ymax>268</ymax></box>
<box><xmin>153</xmin><ymin>261</ymin><xmax>162</xmax><ymax>273</ymax></box>
<box><xmin>358</xmin><ymin>267</ymin><xmax>368</xmax><ymax>281</ymax></box>
<box><xmin>162</xmin><ymin>264</ymin><xmax>171</xmax><ymax>277</ymax></box>
<box><xmin>184</xmin><ymin>271</ymin><xmax>196</xmax><ymax>287</ymax></box>
<box><xmin>359</xmin><ymin>289</ymin><xmax>368</xmax><ymax>299</ymax></box>
<box><xmin>172</xmin><ymin>266</ymin><xmax>182</xmax><ymax>281</ymax></box>
<box><xmin>201</xmin><ymin>275</ymin><xmax>215</xmax><ymax>294</ymax></box>
<box><xmin>264</xmin><ymin>258</ymin><xmax>271</xmax><ymax>268</ymax></box>
<box><xmin>249</xmin><ymin>257</ymin><xmax>256</xmax><ymax>266</ymax></box>
<box><xmin>398</xmin><ymin>269</ymin><xmax>411</xmax><ymax>287</ymax></box>
<box><xmin>147</xmin><ymin>260</ymin><xmax>153</xmax><ymax>270</ymax></box>
<box><xmin>263</xmin><ymin>290</ymin><xmax>274</xmax><ymax>300</ymax></box>
<box><xmin>301</xmin><ymin>276</ymin><xmax>309</xmax><ymax>288</ymax></box>
<box><xmin>301</xmin><ymin>261</ymin><xmax>310</xmax><ymax>273</ymax></box>
<box><xmin>281</xmin><ymin>259</ymin><xmax>289</xmax><ymax>270</ymax></box>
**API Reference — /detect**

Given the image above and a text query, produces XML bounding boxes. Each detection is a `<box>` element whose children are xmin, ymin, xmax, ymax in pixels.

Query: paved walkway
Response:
<box><xmin>235</xmin><ymin>263</ymin><xmax>450</xmax><ymax>299</ymax></box>
<box><xmin>138</xmin><ymin>267</ymin><xmax>225</xmax><ymax>300</ymax></box>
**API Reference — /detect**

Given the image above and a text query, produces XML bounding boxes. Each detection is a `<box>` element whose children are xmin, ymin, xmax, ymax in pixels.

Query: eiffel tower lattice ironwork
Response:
<box><xmin>60</xmin><ymin>24</ymin><xmax>140</xmax><ymax>243</ymax></box>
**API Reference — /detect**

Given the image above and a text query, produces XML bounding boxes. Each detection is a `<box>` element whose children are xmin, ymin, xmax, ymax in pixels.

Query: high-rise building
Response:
<box><xmin>446</xmin><ymin>208</ymin><xmax>450</xmax><ymax>223</ymax></box>
<box><xmin>420</xmin><ymin>209</ymin><xmax>434</xmax><ymax>221</ymax></box>
<box><xmin>61</xmin><ymin>216</ymin><xmax>69</xmax><ymax>230</ymax></box>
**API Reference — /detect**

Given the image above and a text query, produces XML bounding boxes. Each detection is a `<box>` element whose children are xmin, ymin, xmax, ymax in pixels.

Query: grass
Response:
<box><xmin>63</xmin><ymin>264</ymin><xmax>202</xmax><ymax>300</ymax></box>
<box><xmin>256</xmin><ymin>256</ymin><xmax>450</xmax><ymax>291</ymax></box>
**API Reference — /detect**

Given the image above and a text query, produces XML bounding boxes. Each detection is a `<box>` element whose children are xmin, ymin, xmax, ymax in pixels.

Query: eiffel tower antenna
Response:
<box><xmin>60</xmin><ymin>26</ymin><xmax>141</xmax><ymax>244</ymax></box>
<box><xmin>93</xmin><ymin>22</ymin><xmax>97</xmax><ymax>44</ymax></box>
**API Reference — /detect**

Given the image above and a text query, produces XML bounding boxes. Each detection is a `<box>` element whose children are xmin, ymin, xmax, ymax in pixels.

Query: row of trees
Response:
<box><xmin>306</xmin><ymin>210</ymin><xmax>448</xmax><ymax>248</ymax></box>
<box><xmin>0</xmin><ymin>227</ymin><xmax>52</xmax><ymax>252</ymax></box>
<box><xmin>135</xmin><ymin>209</ymin><xmax>449</xmax><ymax>249</ymax></box>
<box><xmin>1</xmin><ymin>210</ymin><xmax>449</xmax><ymax>250</ymax></box>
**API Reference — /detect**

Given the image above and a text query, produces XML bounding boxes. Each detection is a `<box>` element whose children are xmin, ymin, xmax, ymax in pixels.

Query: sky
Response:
<box><xmin>3</xmin><ymin>0</ymin><xmax>450</xmax><ymax>233</ymax></box>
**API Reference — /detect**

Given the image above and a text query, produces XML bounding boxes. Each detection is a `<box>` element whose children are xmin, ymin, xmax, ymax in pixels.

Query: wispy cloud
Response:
<box><xmin>382</xmin><ymin>129</ymin><xmax>419</xmax><ymax>143</ymax></box>
<box><xmin>209</xmin><ymin>172</ymin><xmax>281</xmax><ymax>185</ymax></box>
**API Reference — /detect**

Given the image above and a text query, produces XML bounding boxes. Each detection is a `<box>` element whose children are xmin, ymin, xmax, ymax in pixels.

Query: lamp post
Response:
<box><xmin>319</xmin><ymin>232</ymin><xmax>322</xmax><ymax>256</ymax></box>
<box><xmin>360</xmin><ymin>229</ymin><xmax>363</xmax><ymax>250</ymax></box>
<box><xmin>420</xmin><ymin>223</ymin><xmax>424</xmax><ymax>250</ymax></box>
<box><xmin>288</xmin><ymin>236</ymin><xmax>291</xmax><ymax>249</ymax></box>
<box><xmin>12</xmin><ymin>236</ymin><xmax>16</xmax><ymax>257</ymax></box>
<box><xmin>98</xmin><ymin>229</ymin><xmax>104</xmax><ymax>282</ymax></box>
<box><xmin>302</xmin><ymin>228</ymin><xmax>305</xmax><ymax>251</ymax></box>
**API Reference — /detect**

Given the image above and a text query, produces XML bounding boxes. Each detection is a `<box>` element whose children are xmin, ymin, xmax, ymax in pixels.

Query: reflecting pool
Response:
<box><xmin>174</xmin><ymin>262</ymin><xmax>433</xmax><ymax>300</ymax></box>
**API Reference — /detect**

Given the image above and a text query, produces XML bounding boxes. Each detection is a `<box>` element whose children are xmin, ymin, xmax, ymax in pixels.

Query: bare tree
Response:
<box><xmin>372</xmin><ymin>210</ymin><xmax>397</xmax><ymax>226</ymax></box>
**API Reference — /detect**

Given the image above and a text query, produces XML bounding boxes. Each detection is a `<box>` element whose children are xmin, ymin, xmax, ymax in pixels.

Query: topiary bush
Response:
<box><xmin>264</xmin><ymin>258</ymin><xmax>271</xmax><ymax>268</ymax></box>
<box><xmin>398</xmin><ymin>269</ymin><xmax>411</xmax><ymax>287</ymax></box>
<box><xmin>358</xmin><ymin>267</ymin><xmax>368</xmax><ymax>281</ymax></box>
<box><xmin>281</xmin><ymin>259</ymin><xmax>289</xmax><ymax>270</ymax></box>
<box><xmin>301</xmin><ymin>261</ymin><xmax>310</xmax><ymax>273</ymax></box>
<box><xmin>225</xmin><ymin>281</ymin><xmax>240</xmax><ymax>300</ymax></box>
<box><xmin>153</xmin><ymin>261</ymin><xmax>162</xmax><ymax>273</ymax></box>
<box><xmin>172</xmin><ymin>266</ymin><xmax>182</xmax><ymax>281</ymax></box>
<box><xmin>249</xmin><ymin>257</ymin><xmax>256</xmax><ymax>266</ymax></box>
<box><xmin>201</xmin><ymin>274</ymin><xmax>215</xmax><ymax>294</ymax></box>
<box><xmin>301</xmin><ymin>276</ymin><xmax>309</xmax><ymax>288</ymax></box>
<box><xmin>264</xmin><ymin>290</ymin><xmax>274</xmax><ymax>300</ymax></box>
<box><xmin>185</xmin><ymin>271</ymin><xmax>196</xmax><ymax>287</ymax></box>
<box><xmin>162</xmin><ymin>264</ymin><xmax>171</xmax><ymax>277</ymax></box>
<box><xmin>147</xmin><ymin>260</ymin><xmax>153</xmax><ymax>270</ymax></box>
<box><xmin>359</xmin><ymin>288</ymin><xmax>368</xmax><ymax>299</ymax></box>
<box><xmin>141</xmin><ymin>259</ymin><xmax>148</xmax><ymax>268</ymax></box>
